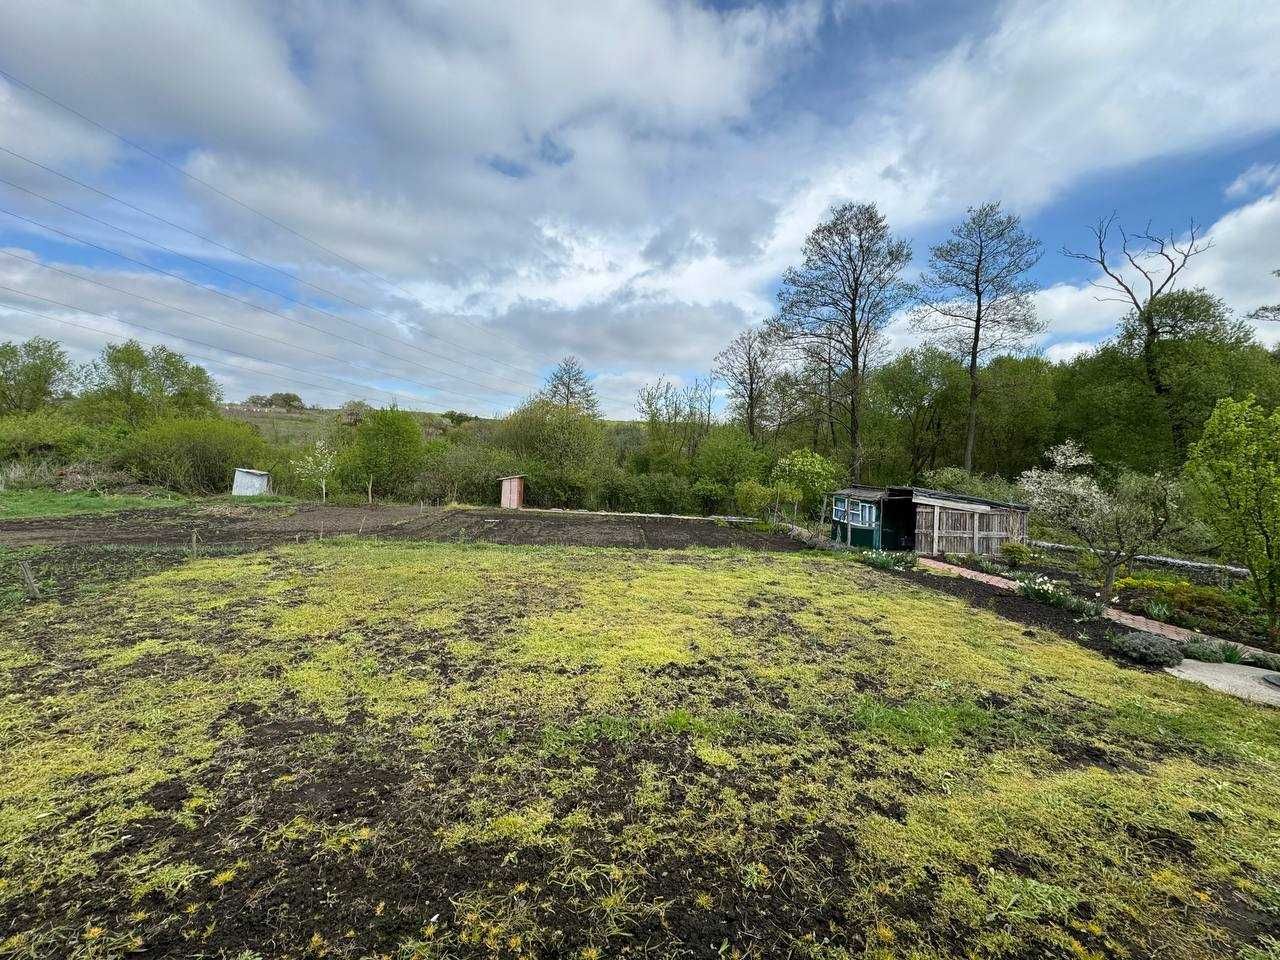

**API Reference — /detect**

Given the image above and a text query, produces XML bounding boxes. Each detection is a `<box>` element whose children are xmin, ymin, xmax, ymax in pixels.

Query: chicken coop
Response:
<box><xmin>824</xmin><ymin>486</ymin><xmax>1029</xmax><ymax>556</ymax></box>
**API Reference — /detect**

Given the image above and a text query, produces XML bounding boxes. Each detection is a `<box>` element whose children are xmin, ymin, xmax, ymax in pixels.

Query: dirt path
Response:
<box><xmin>0</xmin><ymin>503</ymin><xmax>803</xmax><ymax>552</ymax></box>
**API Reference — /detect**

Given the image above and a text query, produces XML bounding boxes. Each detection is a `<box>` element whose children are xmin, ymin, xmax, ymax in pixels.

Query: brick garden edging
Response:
<box><xmin>916</xmin><ymin>556</ymin><xmax>1273</xmax><ymax>657</ymax></box>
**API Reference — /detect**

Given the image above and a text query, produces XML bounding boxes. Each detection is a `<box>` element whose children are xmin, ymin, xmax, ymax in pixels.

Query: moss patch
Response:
<box><xmin>1</xmin><ymin>540</ymin><xmax>1278</xmax><ymax>958</ymax></box>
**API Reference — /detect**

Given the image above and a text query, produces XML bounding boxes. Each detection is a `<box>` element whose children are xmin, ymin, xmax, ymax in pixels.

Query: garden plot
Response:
<box><xmin>1</xmin><ymin>540</ymin><xmax>1279</xmax><ymax>959</ymax></box>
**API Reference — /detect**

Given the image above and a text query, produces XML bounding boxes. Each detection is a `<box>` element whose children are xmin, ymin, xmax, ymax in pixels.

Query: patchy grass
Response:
<box><xmin>1</xmin><ymin>540</ymin><xmax>1278</xmax><ymax>959</ymax></box>
<box><xmin>0</xmin><ymin>489</ymin><xmax>186</xmax><ymax>519</ymax></box>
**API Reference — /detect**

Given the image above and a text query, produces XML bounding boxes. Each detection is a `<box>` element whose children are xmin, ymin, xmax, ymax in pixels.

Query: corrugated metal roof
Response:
<box><xmin>832</xmin><ymin>485</ymin><xmax>1028</xmax><ymax>511</ymax></box>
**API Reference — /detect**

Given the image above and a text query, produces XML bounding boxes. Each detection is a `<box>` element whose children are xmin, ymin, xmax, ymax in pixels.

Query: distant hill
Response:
<box><xmin>222</xmin><ymin>404</ymin><xmax>478</xmax><ymax>447</ymax></box>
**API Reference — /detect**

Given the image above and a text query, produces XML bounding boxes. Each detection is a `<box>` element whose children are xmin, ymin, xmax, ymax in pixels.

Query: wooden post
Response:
<box><xmin>367</xmin><ymin>476</ymin><xmax>373</xmax><ymax>506</ymax></box>
<box><xmin>932</xmin><ymin>505</ymin><xmax>940</xmax><ymax>556</ymax></box>
<box><xmin>18</xmin><ymin>560</ymin><xmax>40</xmax><ymax>600</ymax></box>
<box><xmin>972</xmin><ymin>512</ymin><xmax>979</xmax><ymax>555</ymax></box>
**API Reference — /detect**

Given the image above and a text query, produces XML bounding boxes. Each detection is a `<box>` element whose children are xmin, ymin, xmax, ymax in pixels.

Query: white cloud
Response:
<box><xmin>1044</xmin><ymin>340</ymin><xmax>1094</xmax><ymax>363</ymax></box>
<box><xmin>1</xmin><ymin>0</ymin><xmax>1279</xmax><ymax>415</ymax></box>
<box><xmin>1225</xmin><ymin>162</ymin><xmax>1280</xmax><ymax>200</ymax></box>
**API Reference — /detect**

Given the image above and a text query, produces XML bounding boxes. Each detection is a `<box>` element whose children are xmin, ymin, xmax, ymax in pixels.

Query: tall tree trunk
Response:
<box><xmin>848</xmin><ymin>370</ymin><xmax>863</xmax><ymax>482</ymax></box>
<box><xmin>1138</xmin><ymin>316</ymin><xmax>1185</xmax><ymax>459</ymax></box>
<box><xmin>964</xmin><ymin>285</ymin><xmax>983</xmax><ymax>473</ymax></box>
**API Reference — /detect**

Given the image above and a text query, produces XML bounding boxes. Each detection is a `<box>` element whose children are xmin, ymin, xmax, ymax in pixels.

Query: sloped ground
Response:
<box><xmin>0</xmin><ymin>503</ymin><xmax>800</xmax><ymax>552</ymax></box>
<box><xmin>1</xmin><ymin>541</ymin><xmax>1279</xmax><ymax>959</ymax></box>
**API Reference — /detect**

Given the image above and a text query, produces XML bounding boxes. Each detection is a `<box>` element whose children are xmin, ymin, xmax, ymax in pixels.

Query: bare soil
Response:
<box><xmin>0</xmin><ymin>503</ymin><xmax>803</xmax><ymax>551</ymax></box>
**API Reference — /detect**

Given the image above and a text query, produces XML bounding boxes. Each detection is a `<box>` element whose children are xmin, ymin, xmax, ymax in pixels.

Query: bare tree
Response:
<box><xmin>912</xmin><ymin>202</ymin><xmax>1043</xmax><ymax>472</ymax></box>
<box><xmin>1249</xmin><ymin>268</ymin><xmax>1280</xmax><ymax>324</ymax></box>
<box><xmin>713</xmin><ymin>326</ymin><xmax>776</xmax><ymax>441</ymax></box>
<box><xmin>539</xmin><ymin>355</ymin><xmax>600</xmax><ymax>416</ymax></box>
<box><xmin>1063</xmin><ymin>215</ymin><xmax>1211</xmax><ymax>444</ymax></box>
<box><xmin>768</xmin><ymin>201</ymin><xmax>912</xmax><ymax>480</ymax></box>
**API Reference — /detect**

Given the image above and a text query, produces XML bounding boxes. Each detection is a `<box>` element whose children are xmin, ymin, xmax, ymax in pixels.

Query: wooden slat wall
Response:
<box><xmin>914</xmin><ymin>503</ymin><xmax>1027</xmax><ymax>556</ymax></box>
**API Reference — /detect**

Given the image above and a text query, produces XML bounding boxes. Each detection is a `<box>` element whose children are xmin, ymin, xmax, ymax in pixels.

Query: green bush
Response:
<box><xmin>0</xmin><ymin>410</ymin><xmax>100</xmax><ymax>463</ymax></box>
<box><xmin>734</xmin><ymin>478</ymin><xmax>772</xmax><ymax>519</ymax></box>
<box><xmin>1181</xmin><ymin>639</ymin><xmax>1226</xmax><ymax>663</ymax></box>
<box><xmin>335</xmin><ymin>408</ymin><xmax>426</xmax><ymax>499</ymax></box>
<box><xmin>999</xmin><ymin>540</ymin><xmax>1032</xmax><ymax>569</ymax></box>
<box><xmin>691</xmin><ymin>477</ymin><xmax>728</xmax><ymax>515</ymax></box>
<box><xmin>412</xmin><ymin>440</ymin><xmax>522</xmax><ymax>505</ymax></box>
<box><xmin>770</xmin><ymin>449</ymin><xmax>842</xmax><ymax>518</ymax></box>
<box><xmin>1244</xmin><ymin>652</ymin><xmax>1280</xmax><ymax>671</ymax></box>
<box><xmin>122</xmin><ymin>417</ymin><xmax>266</xmax><ymax>493</ymax></box>
<box><xmin>1111</xmin><ymin>631</ymin><xmax>1183</xmax><ymax>667</ymax></box>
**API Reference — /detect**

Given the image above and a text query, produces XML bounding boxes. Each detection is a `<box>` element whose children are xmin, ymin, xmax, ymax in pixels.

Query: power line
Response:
<box><xmin>0</xmin><ymin>265</ymin><xmax>493</xmax><ymax>406</ymax></box>
<box><xmin>0</xmin><ymin>207</ymin><xmax>527</xmax><ymax>399</ymax></box>
<box><xmin>0</xmin><ymin>169</ymin><xmax>539</xmax><ymax>390</ymax></box>
<box><xmin>0</xmin><ymin>67</ymin><xmax>537</xmax><ymax>356</ymax></box>
<box><xmin>0</xmin><ymin>144</ymin><xmax>543</xmax><ymax>381</ymax></box>
<box><xmin>7</xmin><ymin>303</ymin><xmax>388</xmax><ymax>406</ymax></box>
<box><xmin>0</xmin><ymin>289</ymin><xmax>456</xmax><ymax>407</ymax></box>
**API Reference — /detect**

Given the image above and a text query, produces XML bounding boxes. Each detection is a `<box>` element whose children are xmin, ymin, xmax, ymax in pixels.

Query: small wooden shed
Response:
<box><xmin>824</xmin><ymin>486</ymin><xmax>1028</xmax><ymax>556</ymax></box>
<box><xmin>499</xmin><ymin>475</ymin><xmax>525</xmax><ymax>510</ymax></box>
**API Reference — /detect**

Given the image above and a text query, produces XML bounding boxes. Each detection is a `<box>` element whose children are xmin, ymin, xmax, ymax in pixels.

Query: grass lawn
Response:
<box><xmin>1</xmin><ymin>541</ymin><xmax>1278</xmax><ymax>958</ymax></box>
<box><xmin>0</xmin><ymin>489</ymin><xmax>187</xmax><ymax>519</ymax></box>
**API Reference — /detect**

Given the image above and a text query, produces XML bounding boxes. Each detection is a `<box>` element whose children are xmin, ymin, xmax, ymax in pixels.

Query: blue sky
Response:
<box><xmin>0</xmin><ymin>0</ymin><xmax>1277</xmax><ymax>417</ymax></box>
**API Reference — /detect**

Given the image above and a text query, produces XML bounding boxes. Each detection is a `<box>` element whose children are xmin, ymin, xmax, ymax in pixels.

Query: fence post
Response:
<box><xmin>17</xmin><ymin>560</ymin><xmax>40</xmax><ymax>600</ymax></box>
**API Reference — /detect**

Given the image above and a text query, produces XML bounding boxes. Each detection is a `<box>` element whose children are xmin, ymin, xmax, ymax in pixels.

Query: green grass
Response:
<box><xmin>0</xmin><ymin>488</ymin><xmax>186</xmax><ymax>519</ymax></box>
<box><xmin>1</xmin><ymin>540</ymin><xmax>1278</xmax><ymax>958</ymax></box>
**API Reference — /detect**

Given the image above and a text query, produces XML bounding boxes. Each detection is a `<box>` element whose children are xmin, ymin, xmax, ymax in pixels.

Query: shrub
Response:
<box><xmin>1111</xmin><ymin>631</ymin><xmax>1183</xmax><ymax>667</ymax></box>
<box><xmin>734</xmin><ymin>478</ymin><xmax>772</xmax><ymax>519</ymax></box>
<box><xmin>1244</xmin><ymin>652</ymin><xmax>1280</xmax><ymax>671</ymax></box>
<box><xmin>770</xmin><ymin>449</ymin><xmax>842</xmax><ymax>519</ymax></box>
<box><xmin>334</xmin><ymin>408</ymin><xmax>426</xmax><ymax>499</ymax></box>
<box><xmin>999</xmin><ymin>540</ymin><xmax>1032</xmax><ymax>569</ymax></box>
<box><xmin>689</xmin><ymin>478</ymin><xmax>727</xmax><ymax>515</ymax></box>
<box><xmin>122</xmin><ymin>417</ymin><xmax>265</xmax><ymax>493</ymax></box>
<box><xmin>0</xmin><ymin>410</ymin><xmax>99</xmax><ymax>463</ymax></box>
<box><xmin>1015</xmin><ymin>574</ymin><xmax>1104</xmax><ymax>618</ymax></box>
<box><xmin>1181</xmin><ymin>639</ymin><xmax>1226</xmax><ymax>663</ymax></box>
<box><xmin>772</xmin><ymin>482</ymin><xmax>803</xmax><ymax>521</ymax></box>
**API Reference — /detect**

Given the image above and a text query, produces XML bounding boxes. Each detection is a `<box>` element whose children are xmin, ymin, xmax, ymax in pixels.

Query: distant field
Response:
<box><xmin>223</xmin><ymin>404</ymin><xmax>462</xmax><ymax>447</ymax></box>
<box><xmin>2</xmin><ymin>537</ymin><xmax>1277</xmax><ymax>958</ymax></box>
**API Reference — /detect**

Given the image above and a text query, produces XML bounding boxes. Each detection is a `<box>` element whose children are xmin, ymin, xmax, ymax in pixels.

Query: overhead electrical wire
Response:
<box><xmin>0</xmin><ymin>288</ymin><xmax>475</xmax><ymax>408</ymax></box>
<box><xmin>5</xmin><ymin>300</ymin><xmax>402</xmax><ymax>406</ymax></box>
<box><xmin>0</xmin><ymin>67</ymin><xmax>543</xmax><ymax>358</ymax></box>
<box><xmin>0</xmin><ymin>207</ymin><xmax>528</xmax><ymax>400</ymax></box>
<box><xmin>0</xmin><ymin>144</ymin><xmax>542</xmax><ymax>381</ymax></box>
<box><xmin>0</xmin><ymin>267</ymin><xmax>495</xmax><ymax>406</ymax></box>
<box><xmin>0</xmin><ymin>170</ymin><xmax>538</xmax><ymax>390</ymax></box>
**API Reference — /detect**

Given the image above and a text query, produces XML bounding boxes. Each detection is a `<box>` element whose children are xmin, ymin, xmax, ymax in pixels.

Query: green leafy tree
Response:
<box><xmin>76</xmin><ymin>340</ymin><xmax>220</xmax><ymax>425</ymax></box>
<box><xmin>693</xmin><ymin>425</ymin><xmax>765</xmax><ymax>489</ymax></box>
<box><xmin>493</xmin><ymin>398</ymin><xmax>612</xmax><ymax>507</ymax></box>
<box><xmin>337</xmin><ymin>408</ymin><xmax>426</xmax><ymax>498</ymax></box>
<box><xmin>1185</xmin><ymin>397</ymin><xmax>1280</xmax><ymax>635</ymax></box>
<box><xmin>538</xmin><ymin>356</ymin><xmax>600</xmax><ymax>416</ymax></box>
<box><xmin>869</xmin><ymin>347</ymin><xmax>966</xmax><ymax>481</ymax></box>
<box><xmin>770</xmin><ymin>448</ymin><xmax>843</xmax><ymax>519</ymax></box>
<box><xmin>0</xmin><ymin>337</ymin><xmax>73</xmax><ymax>414</ymax></box>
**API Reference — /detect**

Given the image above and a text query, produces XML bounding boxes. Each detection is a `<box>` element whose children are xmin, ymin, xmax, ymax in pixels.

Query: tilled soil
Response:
<box><xmin>0</xmin><ymin>503</ymin><xmax>803</xmax><ymax>552</ymax></box>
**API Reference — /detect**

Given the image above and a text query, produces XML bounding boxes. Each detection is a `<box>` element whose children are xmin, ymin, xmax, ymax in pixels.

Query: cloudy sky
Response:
<box><xmin>1</xmin><ymin>0</ymin><xmax>1278</xmax><ymax>418</ymax></box>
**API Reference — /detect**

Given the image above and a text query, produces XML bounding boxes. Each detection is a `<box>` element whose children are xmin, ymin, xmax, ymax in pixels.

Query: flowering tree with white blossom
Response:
<box><xmin>1019</xmin><ymin>441</ymin><xmax>1181</xmax><ymax>596</ymax></box>
<box><xmin>297</xmin><ymin>438</ymin><xmax>337</xmax><ymax>502</ymax></box>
